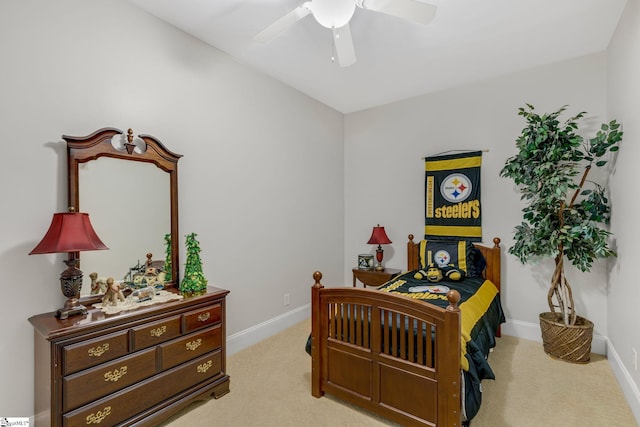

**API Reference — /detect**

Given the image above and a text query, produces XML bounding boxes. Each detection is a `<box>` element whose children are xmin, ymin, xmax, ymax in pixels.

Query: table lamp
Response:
<box><xmin>30</xmin><ymin>208</ymin><xmax>108</xmax><ymax>319</ymax></box>
<box><xmin>367</xmin><ymin>224</ymin><xmax>392</xmax><ymax>271</ymax></box>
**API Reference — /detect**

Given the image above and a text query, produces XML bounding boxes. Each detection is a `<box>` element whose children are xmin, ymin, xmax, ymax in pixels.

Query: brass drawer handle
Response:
<box><xmin>86</xmin><ymin>406</ymin><xmax>111</xmax><ymax>424</ymax></box>
<box><xmin>197</xmin><ymin>312</ymin><xmax>211</xmax><ymax>322</ymax></box>
<box><xmin>88</xmin><ymin>343</ymin><xmax>109</xmax><ymax>357</ymax></box>
<box><xmin>104</xmin><ymin>366</ymin><xmax>128</xmax><ymax>382</ymax></box>
<box><xmin>197</xmin><ymin>360</ymin><xmax>213</xmax><ymax>373</ymax></box>
<box><xmin>151</xmin><ymin>325</ymin><xmax>167</xmax><ymax>337</ymax></box>
<box><xmin>186</xmin><ymin>338</ymin><xmax>202</xmax><ymax>351</ymax></box>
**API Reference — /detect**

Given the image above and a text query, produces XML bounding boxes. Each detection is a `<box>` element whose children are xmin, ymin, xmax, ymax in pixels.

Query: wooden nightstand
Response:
<box><xmin>352</xmin><ymin>267</ymin><xmax>402</xmax><ymax>287</ymax></box>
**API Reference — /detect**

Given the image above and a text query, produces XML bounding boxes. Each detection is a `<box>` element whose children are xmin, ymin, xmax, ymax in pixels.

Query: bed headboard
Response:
<box><xmin>406</xmin><ymin>234</ymin><xmax>502</xmax><ymax>292</ymax></box>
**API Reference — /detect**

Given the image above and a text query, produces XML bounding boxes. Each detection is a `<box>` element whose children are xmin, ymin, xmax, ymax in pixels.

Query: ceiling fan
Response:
<box><xmin>254</xmin><ymin>0</ymin><xmax>437</xmax><ymax>67</ymax></box>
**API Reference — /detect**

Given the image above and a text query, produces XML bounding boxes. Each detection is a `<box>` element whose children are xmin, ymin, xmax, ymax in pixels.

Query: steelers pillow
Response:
<box><xmin>418</xmin><ymin>239</ymin><xmax>486</xmax><ymax>278</ymax></box>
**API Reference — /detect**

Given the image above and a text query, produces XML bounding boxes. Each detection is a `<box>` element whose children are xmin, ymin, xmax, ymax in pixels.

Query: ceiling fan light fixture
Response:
<box><xmin>310</xmin><ymin>0</ymin><xmax>356</xmax><ymax>29</ymax></box>
<box><xmin>255</xmin><ymin>0</ymin><xmax>437</xmax><ymax>67</ymax></box>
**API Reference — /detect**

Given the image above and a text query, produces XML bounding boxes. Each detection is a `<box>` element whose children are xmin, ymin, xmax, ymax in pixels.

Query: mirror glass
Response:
<box><xmin>79</xmin><ymin>157</ymin><xmax>170</xmax><ymax>296</ymax></box>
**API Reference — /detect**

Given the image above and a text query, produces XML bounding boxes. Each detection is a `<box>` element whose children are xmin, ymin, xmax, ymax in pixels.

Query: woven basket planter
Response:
<box><xmin>539</xmin><ymin>312</ymin><xmax>594</xmax><ymax>363</ymax></box>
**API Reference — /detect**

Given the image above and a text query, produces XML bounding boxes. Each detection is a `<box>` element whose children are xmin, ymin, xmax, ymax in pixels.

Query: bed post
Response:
<box><xmin>441</xmin><ymin>290</ymin><xmax>462</xmax><ymax>427</ymax></box>
<box><xmin>407</xmin><ymin>234</ymin><xmax>419</xmax><ymax>271</ymax></box>
<box><xmin>311</xmin><ymin>271</ymin><xmax>324</xmax><ymax>398</ymax></box>
<box><xmin>486</xmin><ymin>237</ymin><xmax>501</xmax><ymax>292</ymax></box>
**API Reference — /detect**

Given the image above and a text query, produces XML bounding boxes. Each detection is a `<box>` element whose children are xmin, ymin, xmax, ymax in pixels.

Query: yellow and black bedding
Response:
<box><xmin>378</xmin><ymin>271</ymin><xmax>505</xmax><ymax>421</ymax></box>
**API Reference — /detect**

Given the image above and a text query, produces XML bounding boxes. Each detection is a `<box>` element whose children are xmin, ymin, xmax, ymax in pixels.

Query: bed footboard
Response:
<box><xmin>311</xmin><ymin>271</ymin><xmax>463</xmax><ymax>427</ymax></box>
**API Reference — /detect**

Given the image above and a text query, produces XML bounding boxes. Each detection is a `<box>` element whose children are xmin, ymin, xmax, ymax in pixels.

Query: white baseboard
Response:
<box><xmin>226</xmin><ymin>303</ymin><xmax>310</xmax><ymax>356</ymax></box>
<box><xmin>607</xmin><ymin>341</ymin><xmax>640</xmax><ymax>424</ymax></box>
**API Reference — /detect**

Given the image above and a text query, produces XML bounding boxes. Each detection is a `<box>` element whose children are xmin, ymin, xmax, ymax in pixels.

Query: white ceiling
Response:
<box><xmin>129</xmin><ymin>0</ymin><xmax>627</xmax><ymax>114</ymax></box>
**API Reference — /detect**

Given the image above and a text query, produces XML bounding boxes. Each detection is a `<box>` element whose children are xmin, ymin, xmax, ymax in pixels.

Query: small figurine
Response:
<box><xmin>132</xmin><ymin>274</ymin><xmax>144</xmax><ymax>287</ymax></box>
<box><xmin>414</xmin><ymin>264</ymin><xmax>465</xmax><ymax>282</ymax></box>
<box><xmin>89</xmin><ymin>272</ymin><xmax>109</xmax><ymax>295</ymax></box>
<box><xmin>102</xmin><ymin>277</ymin><xmax>125</xmax><ymax>306</ymax></box>
<box><xmin>143</xmin><ymin>267</ymin><xmax>158</xmax><ymax>287</ymax></box>
<box><xmin>131</xmin><ymin>286</ymin><xmax>155</xmax><ymax>303</ymax></box>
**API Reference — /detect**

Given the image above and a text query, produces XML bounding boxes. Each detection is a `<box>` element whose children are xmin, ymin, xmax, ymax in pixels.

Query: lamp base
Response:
<box><xmin>375</xmin><ymin>246</ymin><xmax>385</xmax><ymax>271</ymax></box>
<box><xmin>56</xmin><ymin>303</ymin><xmax>88</xmax><ymax>320</ymax></box>
<box><xmin>56</xmin><ymin>258</ymin><xmax>87</xmax><ymax>320</ymax></box>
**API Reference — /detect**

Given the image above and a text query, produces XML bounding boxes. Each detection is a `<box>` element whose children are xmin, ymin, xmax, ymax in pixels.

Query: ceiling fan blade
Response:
<box><xmin>357</xmin><ymin>0</ymin><xmax>437</xmax><ymax>25</ymax></box>
<box><xmin>254</xmin><ymin>3</ymin><xmax>312</xmax><ymax>43</ymax></box>
<box><xmin>332</xmin><ymin>24</ymin><xmax>356</xmax><ymax>67</ymax></box>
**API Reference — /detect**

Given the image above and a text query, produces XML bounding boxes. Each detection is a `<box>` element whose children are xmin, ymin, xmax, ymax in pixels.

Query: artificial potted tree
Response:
<box><xmin>500</xmin><ymin>104</ymin><xmax>622</xmax><ymax>363</ymax></box>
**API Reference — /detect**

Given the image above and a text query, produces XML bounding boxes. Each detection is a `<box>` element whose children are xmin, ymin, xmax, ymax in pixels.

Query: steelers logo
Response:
<box><xmin>433</xmin><ymin>250</ymin><xmax>451</xmax><ymax>267</ymax></box>
<box><xmin>440</xmin><ymin>173</ymin><xmax>472</xmax><ymax>203</ymax></box>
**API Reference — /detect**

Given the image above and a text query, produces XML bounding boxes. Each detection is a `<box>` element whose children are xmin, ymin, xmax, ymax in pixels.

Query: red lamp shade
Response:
<box><xmin>367</xmin><ymin>224</ymin><xmax>391</xmax><ymax>271</ymax></box>
<box><xmin>30</xmin><ymin>210</ymin><xmax>108</xmax><ymax>320</ymax></box>
<box><xmin>367</xmin><ymin>225</ymin><xmax>392</xmax><ymax>245</ymax></box>
<box><xmin>30</xmin><ymin>211</ymin><xmax>108</xmax><ymax>254</ymax></box>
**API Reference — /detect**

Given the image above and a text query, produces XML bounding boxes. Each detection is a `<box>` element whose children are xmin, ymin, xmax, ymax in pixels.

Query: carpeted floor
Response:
<box><xmin>161</xmin><ymin>319</ymin><xmax>638</xmax><ymax>427</ymax></box>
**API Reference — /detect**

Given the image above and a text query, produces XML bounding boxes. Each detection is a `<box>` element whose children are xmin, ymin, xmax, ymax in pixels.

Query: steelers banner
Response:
<box><xmin>425</xmin><ymin>151</ymin><xmax>482</xmax><ymax>241</ymax></box>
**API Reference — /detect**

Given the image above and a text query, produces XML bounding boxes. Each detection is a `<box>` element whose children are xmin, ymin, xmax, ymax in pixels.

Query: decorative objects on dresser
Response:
<box><xmin>121</xmin><ymin>253</ymin><xmax>166</xmax><ymax>289</ymax></box>
<box><xmin>94</xmin><ymin>289</ymin><xmax>184</xmax><ymax>315</ymax></box>
<box><xmin>180</xmin><ymin>233</ymin><xmax>208</xmax><ymax>295</ymax></box>
<box><xmin>89</xmin><ymin>272</ymin><xmax>109</xmax><ymax>295</ymax></box>
<box><xmin>367</xmin><ymin>224</ymin><xmax>392</xmax><ymax>271</ymax></box>
<box><xmin>101</xmin><ymin>277</ymin><xmax>125</xmax><ymax>306</ymax></box>
<box><xmin>29</xmin><ymin>208</ymin><xmax>108</xmax><ymax>320</ymax></box>
<box><xmin>500</xmin><ymin>104</ymin><xmax>622</xmax><ymax>363</ymax></box>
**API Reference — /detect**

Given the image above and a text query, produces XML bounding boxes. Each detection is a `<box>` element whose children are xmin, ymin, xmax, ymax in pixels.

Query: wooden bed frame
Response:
<box><xmin>310</xmin><ymin>234</ymin><xmax>502</xmax><ymax>427</ymax></box>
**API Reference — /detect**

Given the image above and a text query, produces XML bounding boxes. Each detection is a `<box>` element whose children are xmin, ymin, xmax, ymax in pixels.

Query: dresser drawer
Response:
<box><xmin>159</xmin><ymin>325</ymin><xmax>221</xmax><ymax>371</ymax></box>
<box><xmin>183</xmin><ymin>303</ymin><xmax>221</xmax><ymax>333</ymax></box>
<box><xmin>62</xmin><ymin>348</ymin><xmax>156</xmax><ymax>413</ymax></box>
<box><xmin>131</xmin><ymin>315</ymin><xmax>181</xmax><ymax>351</ymax></box>
<box><xmin>62</xmin><ymin>330</ymin><xmax>129</xmax><ymax>375</ymax></box>
<box><xmin>62</xmin><ymin>350</ymin><xmax>223</xmax><ymax>427</ymax></box>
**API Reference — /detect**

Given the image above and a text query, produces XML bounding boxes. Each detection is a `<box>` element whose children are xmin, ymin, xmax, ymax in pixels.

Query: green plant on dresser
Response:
<box><xmin>181</xmin><ymin>232</ymin><xmax>208</xmax><ymax>295</ymax></box>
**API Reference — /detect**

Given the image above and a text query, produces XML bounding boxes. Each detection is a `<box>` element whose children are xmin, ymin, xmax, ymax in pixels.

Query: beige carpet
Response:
<box><xmin>162</xmin><ymin>319</ymin><xmax>638</xmax><ymax>427</ymax></box>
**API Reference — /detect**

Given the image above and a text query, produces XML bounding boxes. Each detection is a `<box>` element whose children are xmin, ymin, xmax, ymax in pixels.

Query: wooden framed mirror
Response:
<box><xmin>65</xmin><ymin>127</ymin><xmax>182</xmax><ymax>299</ymax></box>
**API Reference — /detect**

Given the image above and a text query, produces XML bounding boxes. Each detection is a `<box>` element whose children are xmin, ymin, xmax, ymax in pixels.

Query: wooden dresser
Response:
<box><xmin>28</xmin><ymin>287</ymin><xmax>230</xmax><ymax>427</ymax></box>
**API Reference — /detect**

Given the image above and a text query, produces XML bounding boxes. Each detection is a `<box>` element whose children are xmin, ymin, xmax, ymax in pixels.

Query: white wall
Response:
<box><xmin>2</xmin><ymin>0</ymin><xmax>638</xmax><ymax>422</ymax></box>
<box><xmin>0</xmin><ymin>0</ymin><xmax>344</xmax><ymax>417</ymax></box>
<box><xmin>607</xmin><ymin>0</ymin><xmax>640</xmax><ymax>420</ymax></box>
<box><xmin>345</xmin><ymin>53</ymin><xmax>610</xmax><ymax>341</ymax></box>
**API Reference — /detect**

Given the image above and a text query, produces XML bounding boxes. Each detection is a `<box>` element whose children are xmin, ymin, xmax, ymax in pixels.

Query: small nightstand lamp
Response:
<box><xmin>30</xmin><ymin>208</ymin><xmax>108</xmax><ymax>319</ymax></box>
<box><xmin>367</xmin><ymin>224</ymin><xmax>392</xmax><ymax>271</ymax></box>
